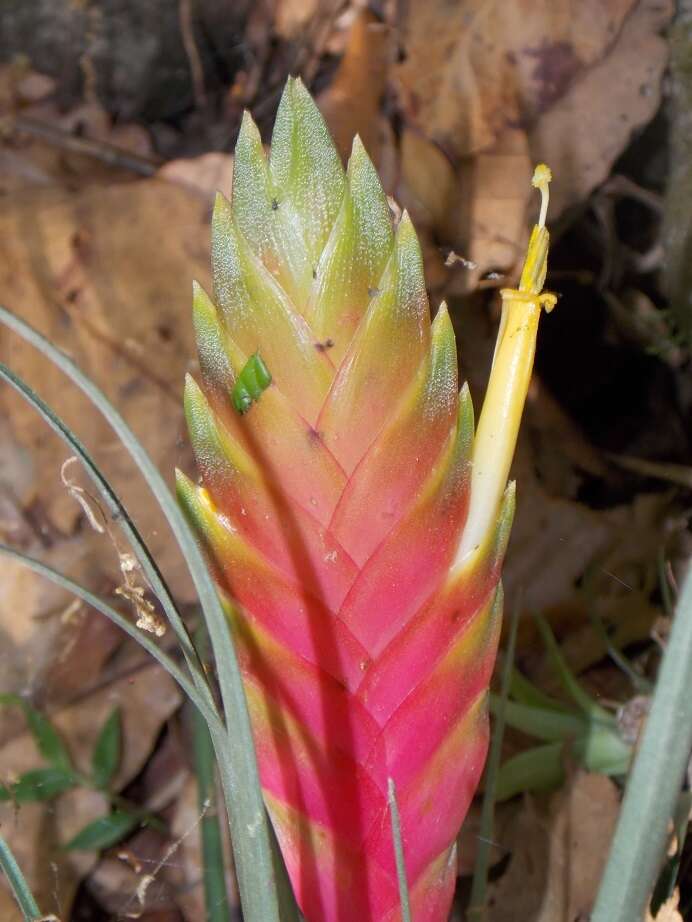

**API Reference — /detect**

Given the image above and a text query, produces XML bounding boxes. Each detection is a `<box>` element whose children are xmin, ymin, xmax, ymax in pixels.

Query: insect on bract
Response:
<box><xmin>231</xmin><ymin>352</ymin><xmax>272</xmax><ymax>414</ymax></box>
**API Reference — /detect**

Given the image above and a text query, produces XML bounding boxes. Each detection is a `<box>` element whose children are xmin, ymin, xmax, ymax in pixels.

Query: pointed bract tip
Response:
<box><xmin>212</xmin><ymin>190</ymin><xmax>232</xmax><ymax>222</ymax></box>
<box><xmin>237</xmin><ymin>109</ymin><xmax>262</xmax><ymax>146</ymax></box>
<box><xmin>183</xmin><ymin>369</ymin><xmax>201</xmax><ymax>396</ymax></box>
<box><xmin>394</xmin><ymin>209</ymin><xmax>418</xmax><ymax>245</ymax></box>
<box><xmin>431</xmin><ymin>302</ymin><xmax>454</xmax><ymax>342</ymax></box>
<box><xmin>349</xmin><ymin>133</ymin><xmax>368</xmax><ymax>161</ymax></box>
<box><xmin>192</xmin><ymin>280</ymin><xmax>213</xmax><ymax>310</ymax></box>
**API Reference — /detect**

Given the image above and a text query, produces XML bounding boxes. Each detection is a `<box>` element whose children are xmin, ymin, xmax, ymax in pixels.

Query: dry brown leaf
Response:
<box><xmin>0</xmin><ymin>177</ymin><xmax>212</xmax><ymax>601</ymax></box>
<box><xmin>395</xmin><ymin>0</ymin><xmax>636</xmax><ymax>158</ymax></box>
<box><xmin>392</xmin><ymin>0</ymin><xmax>671</xmax><ymax>291</ymax></box>
<box><xmin>158</xmin><ymin>152</ymin><xmax>234</xmax><ymax>199</ymax></box>
<box><xmin>318</xmin><ymin>7</ymin><xmax>392</xmax><ymax>165</ymax></box>
<box><xmin>0</xmin><ymin>173</ymin><xmax>218</xmax><ymax>805</ymax></box>
<box><xmin>486</xmin><ymin>773</ymin><xmax>620</xmax><ymax>922</ymax></box>
<box><xmin>0</xmin><ymin>665</ymin><xmax>182</xmax><ymax>921</ymax></box>
<box><xmin>452</xmin><ymin>128</ymin><xmax>534</xmax><ymax>289</ymax></box>
<box><xmin>529</xmin><ymin>0</ymin><xmax>672</xmax><ymax>217</ymax></box>
<box><xmin>274</xmin><ymin>0</ymin><xmax>321</xmax><ymax>40</ymax></box>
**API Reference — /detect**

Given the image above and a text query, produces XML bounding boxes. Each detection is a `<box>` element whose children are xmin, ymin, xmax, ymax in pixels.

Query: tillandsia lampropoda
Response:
<box><xmin>177</xmin><ymin>77</ymin><xmax>556</xmax><ymax>922</ymax></box>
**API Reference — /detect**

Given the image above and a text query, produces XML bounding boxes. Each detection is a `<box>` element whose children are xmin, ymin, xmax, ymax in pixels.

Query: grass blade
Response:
<box><xmin>387</xmin><ymin>778</ymin><xmax>412</xmax><ymax>922</ymax></box>
<box><xmin>468</xmin><ymin>596</ymin><xmax>520</xmax><ymax>916</ymax></box>
<box><xmin>190</xmin><ymin>629</ymin><xmax>232</xmax><ymax>922</ymax></box>
<box><xmin>0</xmin><ymin>304</ymin><xmax>282</xmax><ymax>921</ymax></box>
<box><xmin>191</xmin><ymin>704</ymin><xmax>232</xmax><ymax>922</ymax></box>
<box><xmin>592</xmin><ymin>562</ymin><xmax>692</xmax><ymax>922</ymax></box>
<box><xmin>0</xmin><ymin>543</ymin><xmax>220</xmax><ymax>731</ymax></box>
<box><xmin>535</xmin><ymin>615</ymin><xmax>612</xmax><ymax>721</ymax></box>
<box><xmin>0</xmin><ymin>360</ymin><xmax>214</xmax><ymax>713</ymax></box>
<box><xmin>0</xmin><ymin>834</ymin><xmax>42</xmax><ymax>921</ymax></box>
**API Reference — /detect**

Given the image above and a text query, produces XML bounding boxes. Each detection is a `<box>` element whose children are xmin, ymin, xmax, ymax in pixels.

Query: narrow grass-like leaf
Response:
<box><xmin>65</xmin><ymin>810</ymin><xmax>140</xmax><ymax>851</ymax></box>
<box><xmin>586</xmin><ymin>605</ymin><xmax>652</xmax><ymax>694</ymax></box>
<box><xmin>0</xmin><ymin>544</ymin><xmax>220</xmax><ymax>731</ymax></box>
<box><xmin>0</xmin><ymin>360</ymin><xmax>213</xmax><ymax>712</ymax></box>
<box><xmin>535</xmin><ymin>615</ymin><xmax>612</xmax><ymax>721</ymax></box>
<box><xmin>0</xmin><ymin>305</ymin><xmax>282</xmax><ymax>922</ymax></box>
<box><xmin>592</xmin><ymin>563</ymin><xmax>692</xmax><ymax>922</ymax></box>
<box><xmin>190</xmin><ymin>626</ymin><xmax>232</xmax><ymax>922</ymax></box>
<box><xmin>387</xmin><ymin>778</ymin><xmax>412</xmax><ymax>922</ymax></box>
<box><xmin>191</xmin><ymin>702</ymin><xmax>232</xmax><ymax>922</ymax></box>
<box><xmin>491</xmin><ymin>697</ymin><xmax>590</xmax><ymax>742</ymax></box>
<box><xmin>494</xmin><ymin>742</ymin><xmax>566</xmax><ymax>801</ymax></box>
<box><xmin>0</xmin><ymin>834</ymin><xmax>43</xmax><ymax>921</ymax></box>
<box><xmin>0</xmin><ymin>694</ymin><xmax>72</xmax><ymax>771</ymax></box>
<box><xmin>508</xmin><ymin>667</ymin><xmax>573</xmax><ymax>713</ymax></box>
<box><xmin>469</xmin><ymin>597</ymin><xmax>520</xmax><ymax>916</ymax></box>
<box><xmin>91</xmin><ymin>708</ymin><xmax>122</xmax><ymax>789</ymax></box>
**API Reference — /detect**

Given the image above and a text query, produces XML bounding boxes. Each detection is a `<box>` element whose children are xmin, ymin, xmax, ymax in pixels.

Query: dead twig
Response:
<box><xmin>8</xmin><ymin>116</ymin><xmax>161</xmax><ymax>177</ymax></box>
<box><xmin>179</xmin><ymin>0</ymin><xmax>207</xmax><ymax>110</ymax></box>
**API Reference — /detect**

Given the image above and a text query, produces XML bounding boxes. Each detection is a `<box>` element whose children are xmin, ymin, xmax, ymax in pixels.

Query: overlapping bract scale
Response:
<box><xmin>179</xmin><ymin>77</ymin><xmax>515</xmax><ymax>922</ymax></box>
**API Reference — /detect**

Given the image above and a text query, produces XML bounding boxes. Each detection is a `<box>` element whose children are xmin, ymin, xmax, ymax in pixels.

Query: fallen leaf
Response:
<box><xmin>0</xmin><ymin>177</ymin><xmax>213</xmax><ymax>613</ymax></box>
<box><xmin>0</xmin><ymin>174</ymin><xmax>211</xmax><ymax>918</ymax></box>
<box><xmin>529</xmin><ymin>0</ymin><xmax>672</xmax><ymax>217</ymax></box>
<box><xmin>274</xmin><ymin>0</ymin><xmax>321</xmax><ymax>40</ymax></box>
<box><xmin>158</xmin><ymin>152</ymin><xmax>234</xmax><ymax>199</ymax></box>
<box><xmin>395</xmin><ymin>0</ymin><xmax>636</xmax><ymax>158</ymax></box>
<box><xmin>451</xmin><ymin>128</ymin><xmax>534</xmax><ymax>289</ymax></box>
<box><xmin>391</xmin><ymin>0</ymin><xmax>671</xmax><ymax>290</ymax></box>
<box><xmin>318</xmin><ymin>8</ymin><xmax>391</xmax><ymax>164</ymax></box>
<box><xmin>486</xmin><ymin>772</ymin><xmax>620</xmax><ymax>921</ymax></box>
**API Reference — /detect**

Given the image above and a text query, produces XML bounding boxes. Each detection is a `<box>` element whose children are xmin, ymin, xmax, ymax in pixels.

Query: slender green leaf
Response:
<box><xmin>0</xmin><ymin>305</ymin><xmax>282</xmax><ymax>921</ymax></box>
<box><xmin>65</xmin><ymin>810</ymin><xmax>140</xmax><ymax>851</ymax></box>
<box><xmin>534</xmin><ymin>615</ymin><xmax>612</xmax><ymax>722</ymax></box>
<box><xmin>491</xmin><ymin>696</ymin><xmax>590</xmax><ymax>742</ymax></box>
<box><xmin>191</xmin><ymin>710</ymin><xmax>231</xmax><ymax>920</ymax></box>
<box><xmin>0</xmin><ymin>360</ymin><xmax>214</xmax><ymax>715</ymax></box>
<box><xmin>0</xmin><ymin>545</ymin><xmax>220</xmax><ymax>733</ymax></box>
<box><xmin>469</xmin><ymin>596</ymin><xmax>520</xmax><ymax>915</ymax></box>
<box><xmin>592</xmin><ymin>562</ymin><xmax>692</xmax><ymax>922</ymax></box>
<box><xmin>0</xmin><ymin>694</ymin><xmax>72</xmax><ymax>771</ymax></box>
<box><xmin>0</xmin><ymin>834</ymin><xmax>43</xmax><ymax>921</ymax></box>
<box><xmin>508</xmin><ymin>667</ymin><xmax>573</xmax><ymax>713</ymax></box>
<box><xmin>0</xmin><ymin>767</ymin><xmax>77</xmax><ymax>803</ymax></box>
<box><xmin>494</xmin><ymin>726</ymin><xmax>631</xmax><ymax>802</ymax></box>
<box><xmin>495</xmin><ymin>742</ymin><xmax>566</xmax><ymax>802</ymax></box>
<box><xmin>91</xmin><ymin>708</ymin><xmax>122</xmax><ymax>789</ymax></box>
<box><xmin>387</xmin><ymin>778</ymin><xmax>412</xmax><ymax>922</ymax></box>
<box><xmin>189</xmin><ymin>626</ymin><xmax>231</xmax><ymax>922</ymax></box>
<box><xmin>586</xmin><ymin>605</ymin><xmax>652</xmax><ymax>694</ymax></box>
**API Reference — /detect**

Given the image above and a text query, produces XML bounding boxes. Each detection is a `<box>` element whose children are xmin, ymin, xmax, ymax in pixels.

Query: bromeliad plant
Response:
<box><xmin>2</xmin><ymin>78</ymin><xmax>692</xmax><ymax>922</ymax></box>
<box><xmin>176</xmin><ymin>78</ymin><xmax>556</xmax><ymax>922</ymax></box>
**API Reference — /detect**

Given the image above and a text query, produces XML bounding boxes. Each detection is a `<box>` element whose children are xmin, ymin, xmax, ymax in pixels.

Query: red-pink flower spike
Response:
<box><xmin>178</xmin><ymin>77</ymin><xmax>555</xmax><ymax>921</ymax></box>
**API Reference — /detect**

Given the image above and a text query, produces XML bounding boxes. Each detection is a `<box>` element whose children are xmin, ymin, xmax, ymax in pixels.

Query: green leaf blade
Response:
<box><xmin>91</xmin><ymin>708</ymin><xmax>122</xmax><ymax>789</ymax></box>
<box><xmin>0</xmin><ymin>768</ymin><xmax>77</xmax><ymax>803</ymax></box>
<box><xmin>65</xmin><ymin>810</ymin><xmax>140</xmax><ymax>852</ymax></box>
<box><xmin>0</xmin><ymin>694</ymin><xmax>72</xmax><ymax>772</ymax></box>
